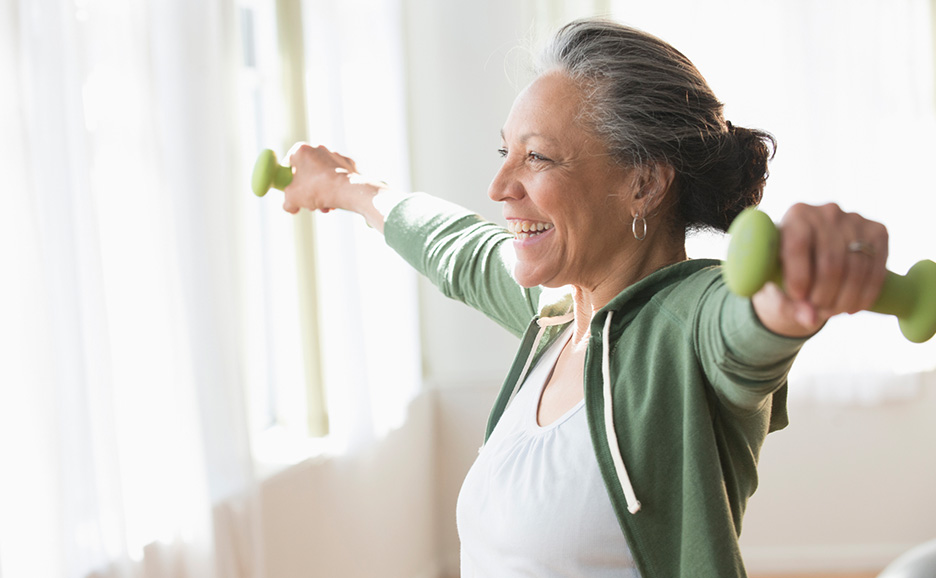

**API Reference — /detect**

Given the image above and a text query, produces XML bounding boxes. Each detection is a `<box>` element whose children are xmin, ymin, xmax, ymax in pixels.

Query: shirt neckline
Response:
<box><xmin>527</xmin><ymin>327</ymin><xmax>585</xmax><ymax>432</ymax></box>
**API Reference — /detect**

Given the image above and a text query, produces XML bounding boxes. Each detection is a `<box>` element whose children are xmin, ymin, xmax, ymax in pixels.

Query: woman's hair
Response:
<box><xmin>536</xmin><ymin>18</ymin><xmax>775</xmax><ymax>234</ymax></box>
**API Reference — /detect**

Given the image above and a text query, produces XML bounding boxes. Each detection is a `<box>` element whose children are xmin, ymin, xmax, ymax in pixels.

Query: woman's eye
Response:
<box><xmin>497</xmin><ymin>148</ymin><xmax>551</xmax><ymax>164</ymax></box>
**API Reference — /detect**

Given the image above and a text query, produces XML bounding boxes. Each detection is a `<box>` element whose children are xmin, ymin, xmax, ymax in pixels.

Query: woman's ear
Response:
<box><xmin>632</xmin><ymin>163</ymin><xmax>675</xmax><ymax>218</ymax></box>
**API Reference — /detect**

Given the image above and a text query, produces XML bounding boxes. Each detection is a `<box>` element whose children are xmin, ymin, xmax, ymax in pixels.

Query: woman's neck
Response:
<box><xmin>569</xmin><ymin>238</ymin><xmax>687</xmax><ymax>345</ymax></box>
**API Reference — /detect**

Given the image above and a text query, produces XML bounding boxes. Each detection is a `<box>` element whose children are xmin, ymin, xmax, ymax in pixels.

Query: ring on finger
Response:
<box><xmin>847</xmin><ymin>240</ymin><xmax>876</xmax><ymax>257</ymax></box>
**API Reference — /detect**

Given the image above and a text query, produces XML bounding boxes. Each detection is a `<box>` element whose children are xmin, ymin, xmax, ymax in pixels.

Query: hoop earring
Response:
<box><xmin>632</xmin><ymin>214</ymin><xmax>647</xmax><ymax>241</ymax></box>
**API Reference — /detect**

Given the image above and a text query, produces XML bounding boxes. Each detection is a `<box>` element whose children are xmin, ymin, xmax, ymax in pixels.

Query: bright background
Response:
<box><xmin>1</xmin><ymin>0</ymin><xmax>934</xmax><ymax>577</ymax></box>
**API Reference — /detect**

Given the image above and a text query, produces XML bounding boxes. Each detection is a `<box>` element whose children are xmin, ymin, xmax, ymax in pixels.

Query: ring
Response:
<box><xmin>847</xmin><ymin>240</ymin><xmax>876</xmax><ymax>257</ymax></box>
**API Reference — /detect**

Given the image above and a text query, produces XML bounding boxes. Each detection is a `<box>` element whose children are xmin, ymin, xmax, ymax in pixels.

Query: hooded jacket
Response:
<box><xmin>385</xmin><ymin>194</ymin><xmax>807</xmax><ymax>578</ymax></box>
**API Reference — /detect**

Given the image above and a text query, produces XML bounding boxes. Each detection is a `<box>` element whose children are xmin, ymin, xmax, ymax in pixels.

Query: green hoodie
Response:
<box><xmin>385</xmin><ymin>193</ymin><xmax>807</xmax><ymax>578</ymax></box>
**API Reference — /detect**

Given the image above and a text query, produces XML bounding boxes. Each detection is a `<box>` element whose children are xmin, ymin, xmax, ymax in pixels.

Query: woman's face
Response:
<box><xmin>489</xmin><ymin>71</ymin><xmax>637</xmax><ymax>290</ymax></box>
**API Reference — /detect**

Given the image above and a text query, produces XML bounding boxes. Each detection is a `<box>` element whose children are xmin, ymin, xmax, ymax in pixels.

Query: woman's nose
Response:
<box><xmin>488</xmin><ymin>163</ymin><xmax>524</xmax><ymax>203</ymax></box>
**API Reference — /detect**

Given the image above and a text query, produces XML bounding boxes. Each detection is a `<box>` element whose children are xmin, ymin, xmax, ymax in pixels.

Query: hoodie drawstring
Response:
<box><xmin>602</xmin><ymin>311</ymin><xmax>642</xmax><ymax>514</ymax></box>
<box><xmin>505</xmin><ymin>312</ymin><xmax>575</xmax><ymax>408</ymax></box>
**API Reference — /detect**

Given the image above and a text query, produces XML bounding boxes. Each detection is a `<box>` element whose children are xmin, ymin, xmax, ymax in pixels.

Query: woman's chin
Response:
<box><xmin>512</xmin><ymin>265</ymin><xmax>556</xmax><ymax>289</ymax></box>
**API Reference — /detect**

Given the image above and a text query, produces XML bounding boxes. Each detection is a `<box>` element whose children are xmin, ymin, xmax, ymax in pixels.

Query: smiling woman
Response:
<box><xmin>281</xmin><ymin>17</ymin><xmax>897</xmax><ymax>578</ymax></box>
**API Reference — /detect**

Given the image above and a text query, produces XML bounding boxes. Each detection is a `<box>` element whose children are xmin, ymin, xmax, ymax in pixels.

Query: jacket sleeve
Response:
<box><xmin>694</xmin><ymin>272</ymin><xmax>807</xmax><ymax>426</ymax></box>
<box><xmin>383</xmin><ymin>193</ymin><xmax>540</xmax><ymax>338</ymax></box>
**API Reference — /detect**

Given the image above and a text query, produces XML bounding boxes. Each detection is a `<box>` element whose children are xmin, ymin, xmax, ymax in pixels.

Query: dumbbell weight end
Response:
<box><xmin>874</xmin><ymin>260</ymin><xmax>936</xmax><ymax>343</ymax></box>
<box><xmin>252</xmin><ymin>149</ymin><xmax>294</xmax><ymax>197</ymax></box>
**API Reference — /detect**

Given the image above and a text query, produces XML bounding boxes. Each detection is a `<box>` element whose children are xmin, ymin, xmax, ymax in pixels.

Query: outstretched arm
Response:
<box><xmin>698</xmin><ymin>202</ymin><xmax>890</xmax><ymax>417</ymax></box>
<box><xmin>280</xmin><ymin>143</ymin><xmax>541</xmax><ymax>336</ymax></box>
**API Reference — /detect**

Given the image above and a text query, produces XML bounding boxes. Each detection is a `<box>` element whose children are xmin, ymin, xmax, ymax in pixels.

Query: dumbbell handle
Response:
<box><xmin>251</xmin><ymin>149</ymin><xmax>293</xmax><ymax>197</ymax></box>
<box><xmin>723</xmin><ymin>208</ymin><xmax>936</xmax><ymax>343</ymax></box>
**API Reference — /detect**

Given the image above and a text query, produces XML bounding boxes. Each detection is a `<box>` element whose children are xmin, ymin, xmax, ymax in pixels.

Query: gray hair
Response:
<box><xmin>536</xmin><ymin>19</ymin><xmax>775</xmax><ymax>233</ymax></box>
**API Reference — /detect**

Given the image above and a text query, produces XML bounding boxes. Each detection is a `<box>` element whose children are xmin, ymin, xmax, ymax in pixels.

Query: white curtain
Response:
<box><xmin>0</xmin><ymin>0</ymin><xmax>262</xmax><ymax>576</ymax></box>
<box><xmin>0</xmin><ymin>0</ymin><xmax>421</xmax><ymax>574</ymax></box>
<box><xmin>611</xmin><ymin>0</ymin><xmax>936</xmax><ymax>403</ymax></box>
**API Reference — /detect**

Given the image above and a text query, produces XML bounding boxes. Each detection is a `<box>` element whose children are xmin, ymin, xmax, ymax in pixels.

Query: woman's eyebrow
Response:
<box><xmin>500</xmin><ymin>129</ymin><xmax>558</xmax><ymax>145</ymax></box>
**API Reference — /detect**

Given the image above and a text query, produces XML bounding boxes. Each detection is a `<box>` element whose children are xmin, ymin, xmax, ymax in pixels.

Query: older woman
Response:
<box><xmin>282</xmin><ymin>18</ymin><xmax>888</xmax><ymax>578</ymax></box>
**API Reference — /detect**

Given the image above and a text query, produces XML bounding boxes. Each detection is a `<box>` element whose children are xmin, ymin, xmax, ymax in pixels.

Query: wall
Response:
<box><xmin>257</xmin><ymin>392</ymin><xmax>438</xmax><ymax>578</ymax></box>
<box><xmin>401</xmin><ymin>0</ymin><xmax>539</xmax><ymax>389</ymax></box>
<box><xmin>400</xmin><ymin>3</ymin><xmax>533</xmax><ymax>574</ymax></box>
<box><xmin>739</xmin><ymin>371</ymin><xmax>936</xmax><ymax>575</ymax></box>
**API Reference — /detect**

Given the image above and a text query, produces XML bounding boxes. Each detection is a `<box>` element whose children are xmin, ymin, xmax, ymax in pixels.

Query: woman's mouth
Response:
<box><xmin>507</xmin><ymin>219</ymin><xmax>554</xmax><ymax>240</ymax></box>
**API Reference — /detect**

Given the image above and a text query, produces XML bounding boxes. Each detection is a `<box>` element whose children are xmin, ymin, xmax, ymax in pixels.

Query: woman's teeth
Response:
<box><xmin>508</xmin><ymin>220</ymin><xmax>554</xmax><ymax>239</ymax></box>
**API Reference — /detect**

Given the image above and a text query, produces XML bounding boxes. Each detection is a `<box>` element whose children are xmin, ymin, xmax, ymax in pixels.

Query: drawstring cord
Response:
<box><xmin>481</xmin><ymin>312</ymin><xmax>574</xmax><ymax>455</ymax></box>
<box><xmin>602</xmin><ymin>311</ymin><xmax>642</xmax><ymax>514</ymax></box>
<box><xmin>505</xmin><ymin>312</ymin><xmax>574</xmax><ymax>408</ymax></box>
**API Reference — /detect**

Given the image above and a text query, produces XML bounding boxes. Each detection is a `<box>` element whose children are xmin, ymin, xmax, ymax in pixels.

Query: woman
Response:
<box><xmin>282</xmin><ymin>19</ymin><xmax>888</xmax><ymax>578</ymax></box>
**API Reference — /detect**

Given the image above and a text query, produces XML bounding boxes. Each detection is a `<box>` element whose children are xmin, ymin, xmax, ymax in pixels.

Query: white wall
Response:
<box><xmin>401</xmin><ymin>0</ymin><xmax>537</xmax><ymax>388</ymax></box>
<box><xmin>739</xmin><ymin>372</ymin><xmax>936</xmax><ymax>574</ymax></box>
<box><xmin>400</xmin><ymin>4</ymin><xmax>533</xmax><ymax>573</ymax></box>
<box><xmin>256</xmin><ymin>392</ymin><xmax>438</xmax><ymax>578</ymax></box>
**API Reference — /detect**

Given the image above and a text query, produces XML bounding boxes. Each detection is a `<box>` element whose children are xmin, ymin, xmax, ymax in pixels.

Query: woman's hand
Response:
<box><xmin>282</xmin><ymin>143</ymin><xmax>364</xmax><ymax>215</ymax></box>
<box><xmin>281</xmin><ymin>142</ymin><xmax>405</xmax><ymax>234</ymax></box>
<box><xmin>752</xmin><ymin>203</ymin><xmax>889</xmax><ymax>338</ymax></box>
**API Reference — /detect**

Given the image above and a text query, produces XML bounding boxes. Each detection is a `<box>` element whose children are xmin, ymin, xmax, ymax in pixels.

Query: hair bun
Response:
<box><xmin>728</xmin><ymin>124</ymin><xmax>775</xmax><ymax>221</ymax></box>
<box><xmin>676</xmin><ymin>124</ymin><xmax>776</xmax><ymax>233</ymax></box>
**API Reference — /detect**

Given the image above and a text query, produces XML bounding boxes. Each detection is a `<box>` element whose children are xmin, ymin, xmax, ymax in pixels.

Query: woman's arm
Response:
<box><xmin>281</xmin><ymin>143</ymin><xmax>541</xmax><ymax>336</ymax></box>
<box><xmin>384</xmin><ymin>194</ymin><xmax>541</xmax><ymax>336</ymax></box>
<box><xmin>698</xmin><ymin>202</ymin><xmax>889</xmax><ymax>415</ymax></box>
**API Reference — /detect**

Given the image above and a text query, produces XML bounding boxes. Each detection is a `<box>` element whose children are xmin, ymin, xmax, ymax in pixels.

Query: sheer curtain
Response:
<box><xmin>611</xmin><ymin>0</ymin><xmax>936</xmax><ymax>403</ymax></box>
<box><xmin>0</xmin><ymin>0</ymin><xmax>261</xmax><ymax>576</ymax></box>
<box><xmin>0</xmin><ymin>0</ymin><xmax>421</xmax><ymax>574</ymax></box>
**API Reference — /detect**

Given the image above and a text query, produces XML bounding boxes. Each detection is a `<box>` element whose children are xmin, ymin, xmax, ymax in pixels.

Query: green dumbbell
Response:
<box><xmin>251</xmin><ymin>149</ymin><xmax>293</xmax><ymax>197</ymax></box>
<box><xmin>723</xmin><ymin>207</ymin><xmax>936</xmax><ymax>343</ymax></box>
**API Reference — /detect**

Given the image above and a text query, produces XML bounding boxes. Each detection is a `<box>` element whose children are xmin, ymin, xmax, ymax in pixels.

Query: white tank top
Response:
<box><xmin>456</xmin><ymin>328</ymin><xmax>639</xmax><ymax>577</ymax></box>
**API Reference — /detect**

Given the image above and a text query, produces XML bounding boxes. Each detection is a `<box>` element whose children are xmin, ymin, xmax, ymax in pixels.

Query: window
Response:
<box><xmin>236</xmin><ymin>0</ymin><xmax>421</xmax><ymax>464</ymax></box>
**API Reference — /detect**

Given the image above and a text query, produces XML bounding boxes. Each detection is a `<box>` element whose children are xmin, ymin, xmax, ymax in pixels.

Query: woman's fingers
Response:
<box><xmin>806</xmin><ymin>204</ymin><xmax>848</xmax><ymax>310</ymax></box>
<box><xmin>837</xmin><ymin>220</ymin><xmax>888</xmax><ymax>313</ymax></box>
<box><xmin>282</xmin><ymin>143</ymin><xmax>359</xmax><ymax>213</ymax></box>
<box><xmin>335</xmin><ymin>152</ymin><xmax>358</xmax><ymax>173</ymax></box>
<box><xmin>777</xmin><ymin>203</ymin><xmax>889</xmax><ymax>319</ymax></box>
<box><xmin>778</xmin><ymin>203</ymin><xmax>820</xmax><ymax>303</ymax></box>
